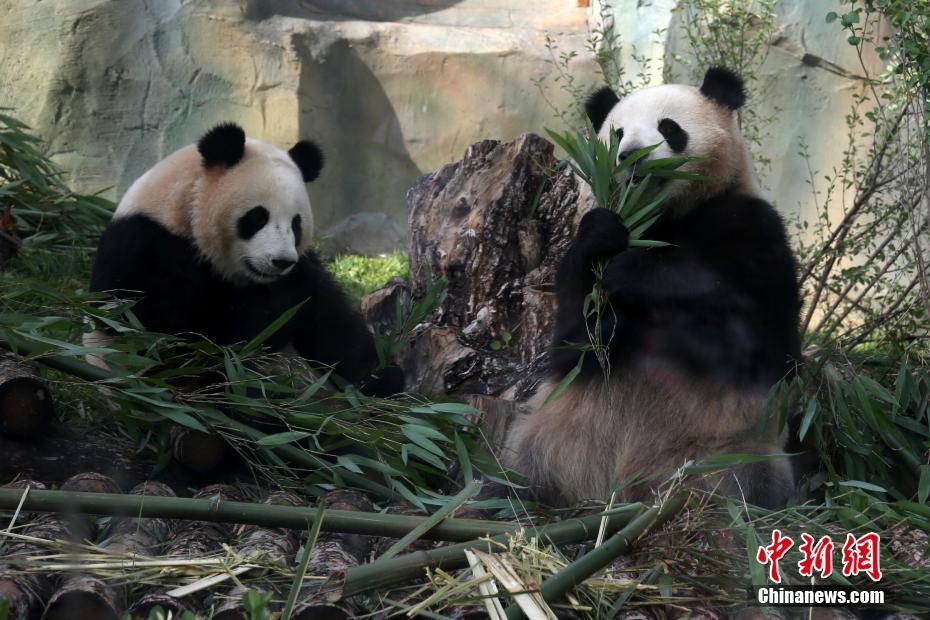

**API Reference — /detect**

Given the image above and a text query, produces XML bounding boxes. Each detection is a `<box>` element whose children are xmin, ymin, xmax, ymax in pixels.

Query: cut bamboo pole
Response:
<box><xmin>341</xmin><ymin>503</ymin><xmax>646</xmax><ymax>597</ymax></box>
<box><xmin>0</xmin><ymin>487</ymin><xmax>521</xmax><ymax>541</ymax></box>
<box><xmin>0</xmin><ymin>480</ymin><xmax>47</xmax><ymax>619</ymax></box>
<box><xmin>129</xmin><ymin>484</ymin><xmax>243</xmax><ymax>619</ymax></box>
<box><xmin>170</xmin><ymin>426</ymin><xmax>228</xmax><ymax>475</ymax></box>
<box><xmin>108</xmin><ymin>481</ymin><xmax>176</xmax><ymax>611</ymax></box>
<box><xmin>214</xmin><ymin>490</ymin><xmax>304</xmax><ymax>619</ymax></box>
<box><xmin>504</xmin><ymin>492</ymin><xmax>688</xmax><ymax>619</ymax></box>
<box><xmin>292</xmin><ymin>490</ymin><xmax>374</xmax><ymax>620</ymax></box>
<box><xmin>0</xmin><ymin>474</ymin><xmax>120</xmax><ymax>620</ymax></box>
<box><xmin>0</xmin><ymin>358</ymin><xmax>54</xmax><ymax>439</ymax></box>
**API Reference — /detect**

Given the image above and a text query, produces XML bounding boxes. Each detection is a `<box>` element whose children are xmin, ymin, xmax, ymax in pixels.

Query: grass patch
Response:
<box><xmin>326</xmin><ymin>250</ymin><xmax>409</xmax><ymax>302</ymax></box>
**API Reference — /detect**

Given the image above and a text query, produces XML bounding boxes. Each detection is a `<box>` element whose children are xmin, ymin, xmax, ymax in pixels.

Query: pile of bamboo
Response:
<box><xmin>0</xmin><ymin>473</ymin><xmax>680</xmax><ymax>618</ymax></box>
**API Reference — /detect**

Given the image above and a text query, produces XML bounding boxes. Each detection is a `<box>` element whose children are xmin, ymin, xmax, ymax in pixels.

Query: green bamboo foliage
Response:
<box><xmin>0</xmin><ymin>111</ymin><xmax>113</xmax><ymax>245</ymax></box>
<box><xmin>0</xmin><ymin>330</ymin><xmax>507</xmax><ymax>506</ymax></box>
<box><xmin>542</xmin><ymin>123</ymin><xmax>709</xmax><ymax>400</ymax></box>
<box><xmin>546</xmin><ymin>119</ymin><xmax>708</xmax><ymax>247</ymax></box>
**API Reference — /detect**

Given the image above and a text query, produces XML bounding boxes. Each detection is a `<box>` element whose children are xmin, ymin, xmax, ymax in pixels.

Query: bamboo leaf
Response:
<box><xmin>256</xmin><ymin>431</ymin><xmax>312</xmax><ymax>447</ymax></box>
<box><xmin>919</xmin><ymin>465</ymin><xmax>930</xmax><ymax>504</ymax></box>
<box><xmin>282</xmin><ymin>503</ymin><xmax>326</xmax><ymax>620</ymax></box>
<box><xmin>541</xmin><ymin>353</ymin><xmax>584</xmax><ymax>409</ymax></box>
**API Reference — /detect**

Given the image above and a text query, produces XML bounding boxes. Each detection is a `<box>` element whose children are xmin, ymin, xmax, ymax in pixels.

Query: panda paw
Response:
<box><xmin>575</xmin><ymin>208</ymin><xmax>629</xmax><ymax>264</ymax></box>
<box><xmin>362</xmin><ymin>364</ymin><xmax>405</xmax><ymax>397</ymax></box>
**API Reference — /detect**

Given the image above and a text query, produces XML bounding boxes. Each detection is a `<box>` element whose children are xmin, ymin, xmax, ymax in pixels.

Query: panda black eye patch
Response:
<box><xmin>614</xmin><ymin>127</ymin><xmax>624</xmax><ymax>143</ymax></box>
<box><xmin>291</xmin><ymin>214</ymin><xmax>302</xmax><ymax>247</ymax></box>
<box><xmin>658</xmin><ymin>118</ymin><xmax>688</xmax><ymax>152</ymax></box>
<box><xmin>237</xmin><ymin>206</ymin><xmax>269</xmax><ymax>240</ymax></box>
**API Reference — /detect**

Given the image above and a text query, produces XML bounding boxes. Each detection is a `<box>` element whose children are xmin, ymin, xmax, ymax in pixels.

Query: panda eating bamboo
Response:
<box><xmin>504</xmin><ymin>67</ymin><xmax>803</xmax><ymax>508</ymax></box>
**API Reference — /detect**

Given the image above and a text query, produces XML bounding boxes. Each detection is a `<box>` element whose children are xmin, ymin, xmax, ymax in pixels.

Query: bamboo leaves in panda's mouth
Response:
<box><xmin>545</xmin><ymin>119</ymin><xmax>709</xmax><ymax>246</ymax></box>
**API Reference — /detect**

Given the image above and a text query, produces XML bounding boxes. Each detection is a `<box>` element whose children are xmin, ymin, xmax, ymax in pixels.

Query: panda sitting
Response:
<box><xmin>504</xmin><ymin>68</ymin><xmax>803</xmax><ymax>508</ymax></box>
<box><xmin>87</xmin><ymin>123</ymin><xmax>402</xmax><ymax>396</ymax></box>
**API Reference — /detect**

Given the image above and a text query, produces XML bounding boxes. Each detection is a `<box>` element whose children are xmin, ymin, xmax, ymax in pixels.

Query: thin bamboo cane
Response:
<box><xmin>504</xmin><ymin>492</ymin><xmax>688</xmax><ymax>620</ymax></box>
<box><xmin>0</xmin><ymin>487</ymin><xmax>521</xmax><ymax>541</ymax></box>
<box><xmin>340</xmin><ymin>503</ymin><xmax>647</xmax><ymax>597</ymax></box>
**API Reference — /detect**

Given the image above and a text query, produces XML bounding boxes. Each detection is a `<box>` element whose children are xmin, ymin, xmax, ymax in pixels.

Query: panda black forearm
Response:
<box><xmin>290</xmin><ymin>253</ymin><xmax>401</xmax><ymax>395</ymax></box>
<box><xmin>89</xmin><ymin>216</ymin><xmax>209</xmax><ymax>335</ymax></box>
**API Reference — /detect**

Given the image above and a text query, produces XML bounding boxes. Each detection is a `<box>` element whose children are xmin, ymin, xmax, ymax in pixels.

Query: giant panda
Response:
<box><xmin>86</xmin><ymin>123</ymin><xmax>402</xmax><ymax>396</ymax></box>
<box><xmin>504</xmin><ymin>67</ymin><xmax>802</xmax><ymax>508</ymax></box>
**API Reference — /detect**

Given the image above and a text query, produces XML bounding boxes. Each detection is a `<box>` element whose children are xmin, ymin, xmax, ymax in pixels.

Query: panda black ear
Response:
<box><xmin>584</xmin><ymin>86</ymin><xmax>620</xmax><ymax>133</ymax></box>
<box><xmin>288</xmin><ymin>140</ymin><xmax>324</xmax><ymax>183</ymax></box>
<box><xmin>198</xmin><ymin>122</ymin><xmax>246</xmax><ymax>168</ymax></box>
<box><xmin>699</xmin><ymin>66</ymin><xmax>746</xmax><ymax>111</ymax></box>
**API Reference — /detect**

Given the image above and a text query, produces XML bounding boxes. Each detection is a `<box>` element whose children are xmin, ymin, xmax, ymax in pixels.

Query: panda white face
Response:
<box><xmin>201</xmin><ymin>144</ymin><xmax>317</xmax><ymax>285</ymax></box>
<box><xmin>234</xmin><ymin>204</ymin><xmax>304</xmax><ymax>283</ymax></box>
<box><xmin>585</xmin><ymin>68</ymin><xmax>760</xmax><ymax>210</ymax></box>
<box><xmin>597</xmin><ymin>85</ymin><xmax>730</xmax><ymax>198</ymax></box>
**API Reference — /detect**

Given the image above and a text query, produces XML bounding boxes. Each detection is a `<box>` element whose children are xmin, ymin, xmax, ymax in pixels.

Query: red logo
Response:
<box><xmin>756</xmin><ymin>530</ymin><xmax>882</xmax><ymax>583</ymax></box>
<box><xmin>798</xmin><ymin>533</ymin><xmax>835</xmax><ymax>578</ymax></box>
<box><xmin>756</xmin><ymin>529</ymin><xmax>794</xmax><ymax>583</ymax></box>
<box><xmin>841</xmin><ymin>532</ymin><xmax>883</xmax><ymax>582</ymax></box>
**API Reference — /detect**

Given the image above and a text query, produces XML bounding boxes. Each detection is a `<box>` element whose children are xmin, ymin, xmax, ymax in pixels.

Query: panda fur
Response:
<box><xmin>86</xmin><ymin>123</ymin><xmax>402</xmax><ymax>396</ymax></box>
<box><xmin>504</xmin><ymin>68</ymin><xmax>802</xmax><ymax>508</ymax></box>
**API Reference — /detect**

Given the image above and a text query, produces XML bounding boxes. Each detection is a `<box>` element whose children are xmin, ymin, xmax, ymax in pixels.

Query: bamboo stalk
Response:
<box><xmin>0</xmin><ymin>487</ymin><xmax>522</xmax><ymax>541</ymax></box>
<box><xmin>376</xmin><ymin>480</ymin><xmax>481</xmax><ymax>562</ymax></box>
<box><xmin>340</xmin><ymin>503</ymin><xmax>646</xmax><ymax>597</ymax></box>
<box><xmin>0</xmin><ymin>336</ymin><xmax>400</xmax><ymax>501</ymax></box>
<box><xmin>504</xmin><ymin>492</ymin><xmax>688</xmax><ymax>619</ymax></box>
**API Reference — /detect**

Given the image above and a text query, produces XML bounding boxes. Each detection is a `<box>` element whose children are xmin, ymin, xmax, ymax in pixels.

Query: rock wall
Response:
<box><xmin>0</xmin><ymin>0</ymin><xmax>597</xmax><ymax>248</ymax></box>
<box><xmin>0</xmin><ymin>0</ymin><xmax>885</xmax><ymax>251</ymax></box>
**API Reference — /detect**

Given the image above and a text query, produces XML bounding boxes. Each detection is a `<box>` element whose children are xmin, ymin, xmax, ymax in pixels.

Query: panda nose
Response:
<box><xmin>618</xmin><ymin>149</ymin><xmax>639</xmax><ymax>162</ymax></box>
<box><xmin>272</xmin><ymin>258</ymin><xmax>296</xmax><ymax>271</ymax></box>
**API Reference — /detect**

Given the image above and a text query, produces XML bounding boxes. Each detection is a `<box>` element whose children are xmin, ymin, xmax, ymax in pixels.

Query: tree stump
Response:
<box><xmin>0</xmin><ymin>358</ymin><xmax>54</xmax><ymax>439</ymax></box>
<box><xmin>362</xmin><ymin>133</ymin><xmax>582</xmax><ymax>399</ymax></box>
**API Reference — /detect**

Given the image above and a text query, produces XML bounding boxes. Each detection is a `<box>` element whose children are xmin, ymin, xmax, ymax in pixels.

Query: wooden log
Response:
<box><xmin>128</xmin><ymin>592</ymin><xmax>189</xmax><ymax>620</ymax></box>
<box><xmin>466</xmin><ymin>394</ymin><xmax>520</xmax><ymax>452</ymax></box>
<box><xmin>43</xmin><ymin>575</ymin><xmax>120</xmax><ymax>620</ymax></box>
<box><xmin>107</xmin><ymin>481</ymin><xmax>177</xmax><ymax>611</ymax></box>
<box><xmin>0</xmin><ymin>358</ymin><xmax>54</xmax><ymax>439</ymax></box>
<box><xmin>108</xmin><ymin>481</ymin><xmax>177</xmax><ymax>555</ymax></box>
<box><xmin>213</xmin><ymin>490</ymin><xmax>304</xmax><ymax>619</ymax></box>
<box><xmin>292</xmin><ymin>490</ymin><xmax>373</xmax><ymax>620</ymax></box>
<box><xmin>164</xmin><ymin>484</ymin><xmax>244</xmax><ymax>557</ymax></box>
<box><xmin>0</xmin><ymin>424</ymin><xmax>194</xmax><ymax>490</ymax></box>
<box><xmin>0</xmin><ymin>480</ymin><xmax>47</xmax><ymax>619</ymax></box>
<box><xmin>0</xmin><ymin>474</ymin><xmax>119</xmax><ymax>620</ymax></box>
<box><xmin>40</xmin><ymin>474</ymin><xmax>122</xmax><ymax>620</ymax></box>
<box><xmin>128</xmin><ymin>483</ymin><xmax>243</xmax><ymax>620</ymax></box>
<box><xmin>170</xmin><ymin>426</ymin><xmax>228</xmax><ymax>475</ymax></box>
